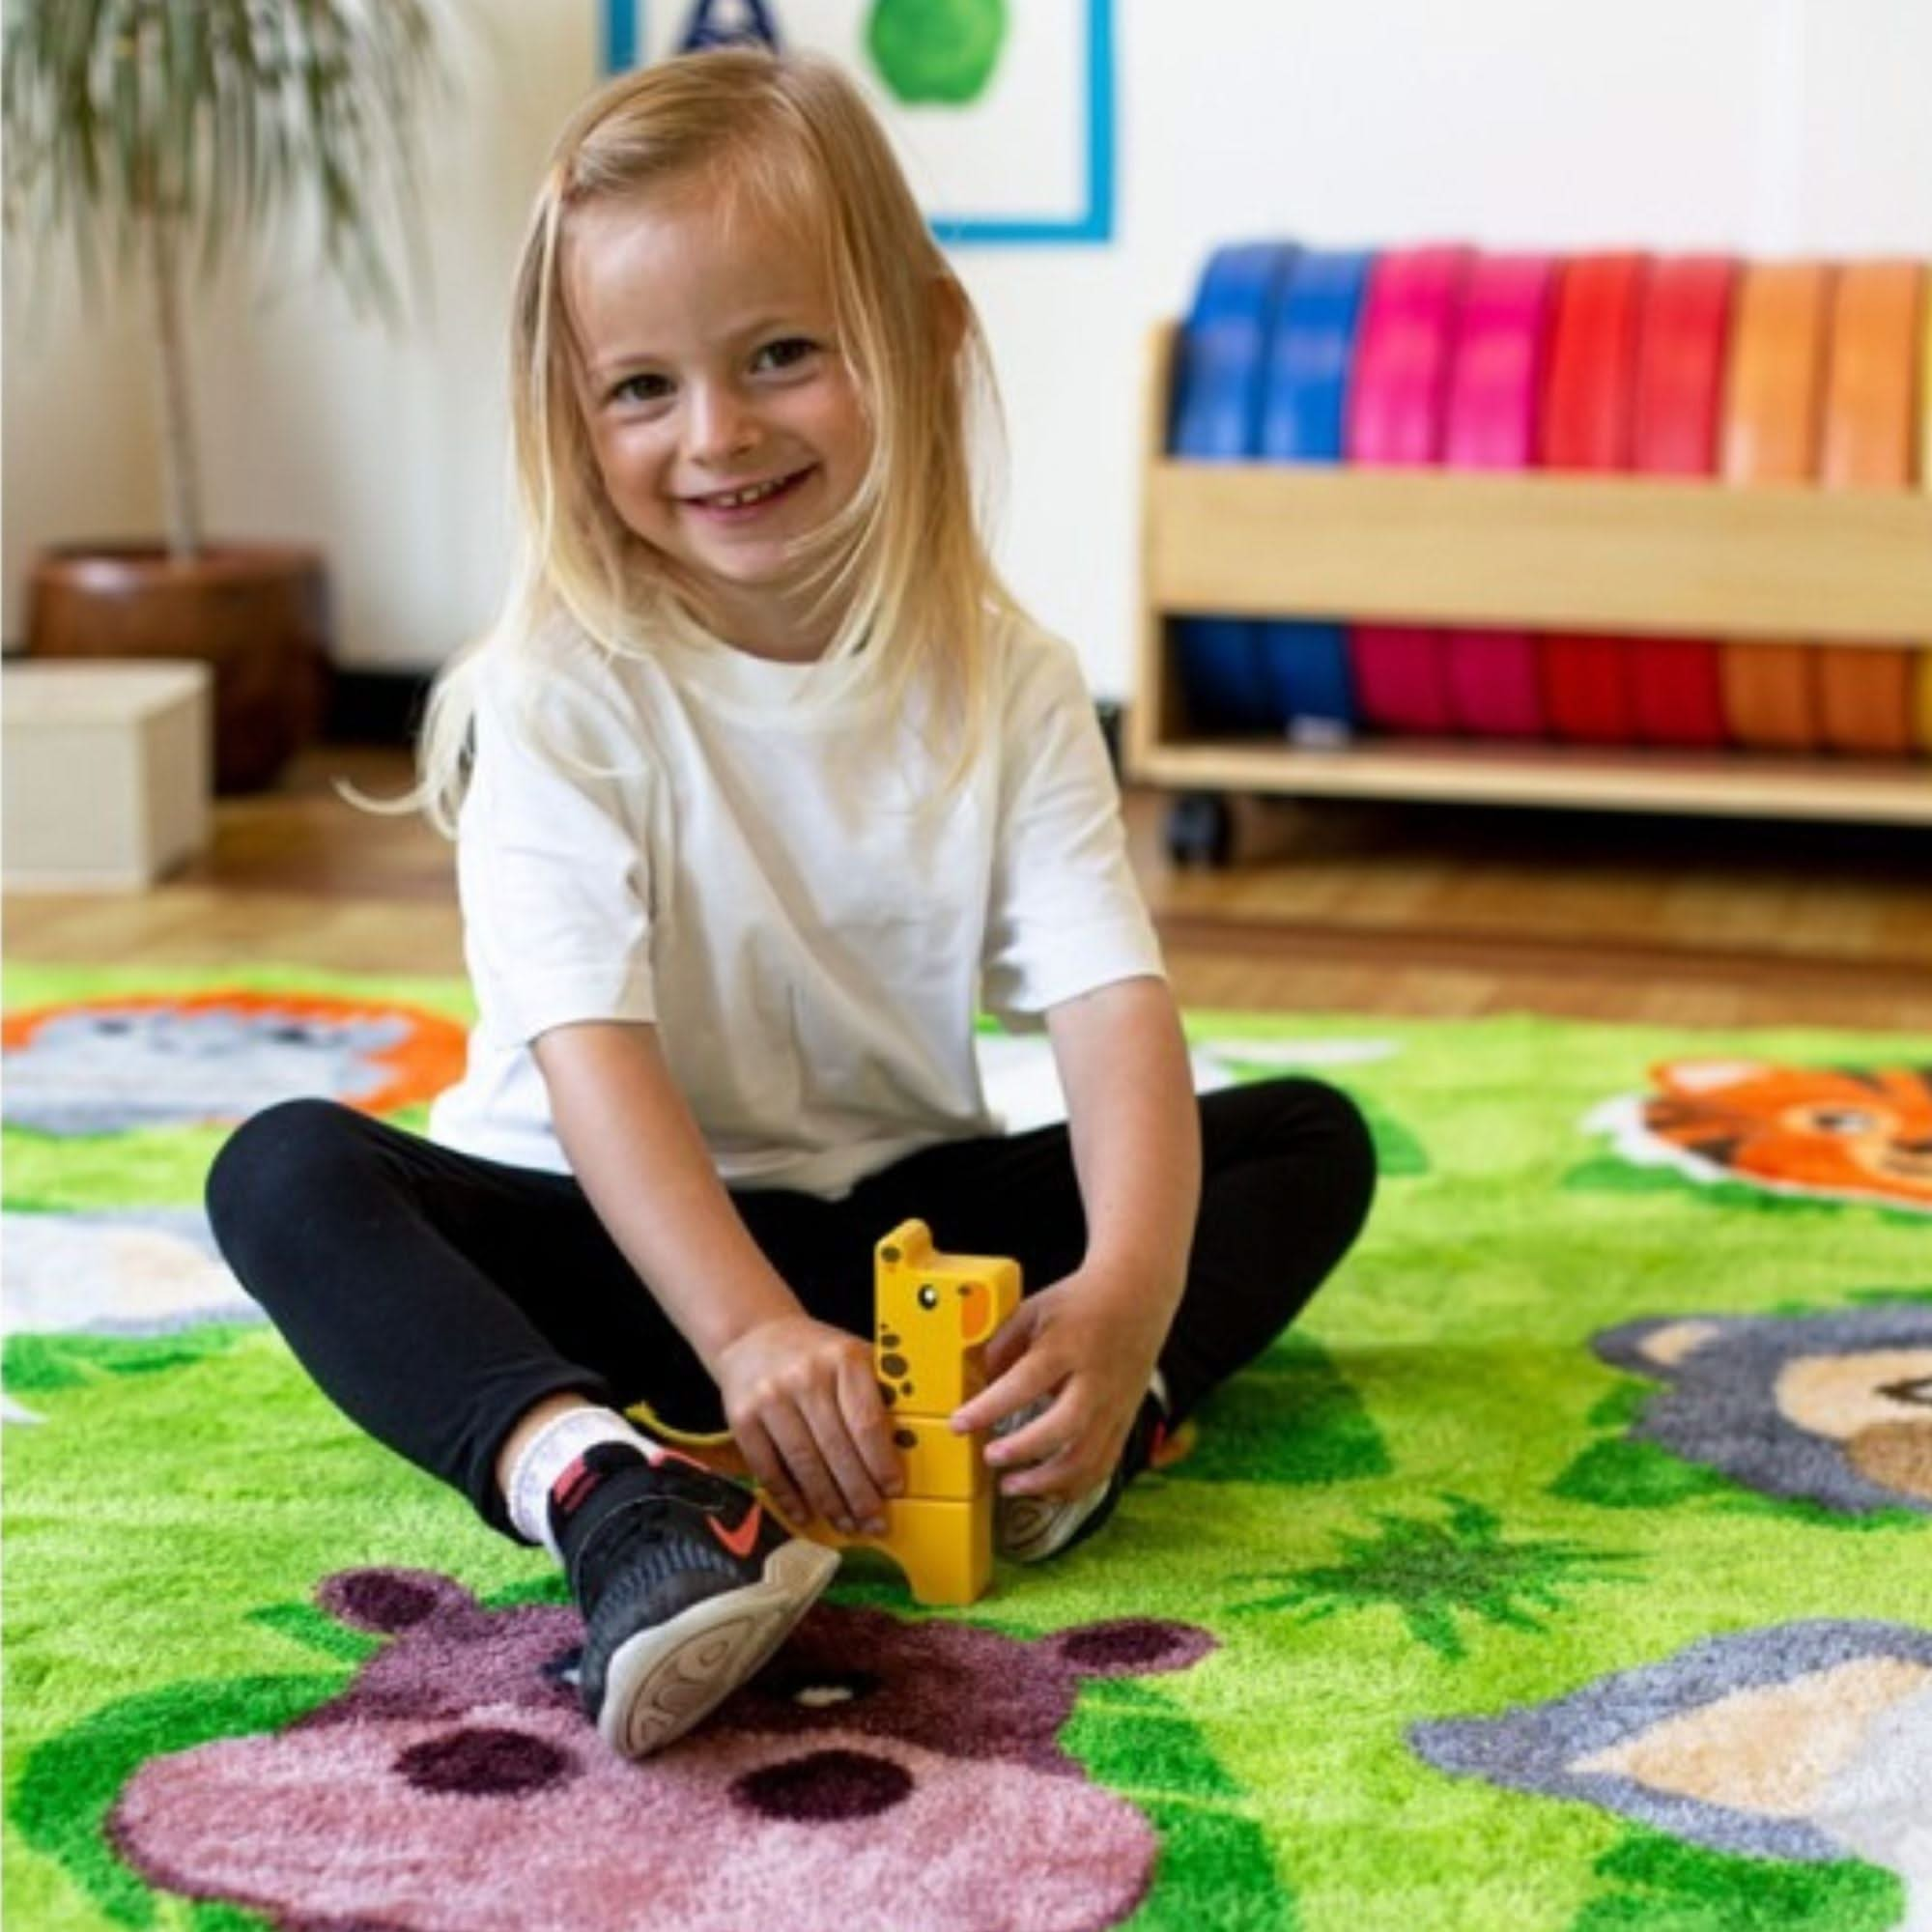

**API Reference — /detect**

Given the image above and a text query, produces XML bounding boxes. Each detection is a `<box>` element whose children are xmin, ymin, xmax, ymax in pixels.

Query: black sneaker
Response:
<box><xmin>994</xmin><ymin>1390</ymin><xmax>1170</xmax><ymax>1564</ymax></box>
<box><xmin>549</xmin><ymin>1439</ymin><xmax>839</xmax><ymax>1759</ymax></box>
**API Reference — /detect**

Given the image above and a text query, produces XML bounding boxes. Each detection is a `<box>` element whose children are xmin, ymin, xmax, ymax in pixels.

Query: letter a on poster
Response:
<box><xmin>603</xmin><ymin>0</ymin><xmax>1115</xmax><ymax>243</ymax></box>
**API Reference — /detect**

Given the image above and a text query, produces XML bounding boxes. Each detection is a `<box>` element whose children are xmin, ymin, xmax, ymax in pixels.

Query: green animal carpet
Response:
<box><xmin>5</xmin><ymin>963</ymin><xmax>1929</xmax><ymax>1932</ymax></box>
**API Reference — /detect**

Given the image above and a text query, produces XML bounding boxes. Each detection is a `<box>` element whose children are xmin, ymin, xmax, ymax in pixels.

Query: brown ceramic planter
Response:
<box><xmin>27</xmin><ymin>542</ymin><xmax>331</xmax><ymax>793</ymax></box>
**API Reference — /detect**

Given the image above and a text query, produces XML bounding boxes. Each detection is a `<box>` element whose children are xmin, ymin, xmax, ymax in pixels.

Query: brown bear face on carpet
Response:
<box><xmin>108</xmin><ymin>1567</ymin><xmax>1219</xmax><ymax>1932</ymax></box>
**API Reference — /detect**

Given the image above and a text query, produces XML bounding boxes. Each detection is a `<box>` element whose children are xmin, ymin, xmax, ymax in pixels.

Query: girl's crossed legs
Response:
<box><xmin>206</xmin><ymin>1074</ymin><xmax>1376</xmax><ymax>1535</ymax></box>
<box><xmin>208</xmin><ymin>1075</ymin><xmax>1373</xmax><ymax>1754</ymax></box>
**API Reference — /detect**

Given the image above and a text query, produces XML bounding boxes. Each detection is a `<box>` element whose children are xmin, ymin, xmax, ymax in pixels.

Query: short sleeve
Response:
<box><xmin>980</xmin><ymin>629</ymin><xmax>1165</xmax><ymax>1026</ymax></box>
<box><xmin>455</xmin><ymin>655</ymin><xmax>659</xmax><ymax>1046</ymax></box>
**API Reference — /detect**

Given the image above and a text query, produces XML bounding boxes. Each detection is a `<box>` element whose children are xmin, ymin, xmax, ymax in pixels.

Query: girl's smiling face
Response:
<box><xmin>565</xmin><ymin>184</ymin><xmax>873</xmax><ymax>660</ymax></box>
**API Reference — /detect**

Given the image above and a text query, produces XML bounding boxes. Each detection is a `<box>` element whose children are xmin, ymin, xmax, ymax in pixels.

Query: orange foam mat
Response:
<box><xmin>1629</xmin><ymin>256</ymin><xmax>1735</xmax><ymax>748</ymax></box>
<box><xmin>1817</xmin><ymin>260</ymin><xmax>1923</xmax><ymax>755</ymax></box>
<box><xmin>1918</xmin><ymin>277</ymin><xmax>1932</xmax><ymax>750</ymax></box>
<box><xmin>1719</xmin><ymin>262</ymin><xmax>1832</xmax><ymax>751</ymax></box>
<box><xmin>1537</xmin><ymin>254</ymin><xmax>1647</xmax><ymax>744</ymax></box>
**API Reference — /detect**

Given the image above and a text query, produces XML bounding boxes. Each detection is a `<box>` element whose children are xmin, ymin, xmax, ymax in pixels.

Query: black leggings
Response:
<box><xmin>206</xmin><ymin>1077</ymin><xmax>1376</xmax><ymax>1539</ymax></box>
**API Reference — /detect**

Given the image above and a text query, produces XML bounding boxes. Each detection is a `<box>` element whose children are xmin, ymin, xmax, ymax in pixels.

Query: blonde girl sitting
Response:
<box><xmin>208</xmin><ymin>46</ymin><xmax>1375</xmax><ymax>1761</ymax></box>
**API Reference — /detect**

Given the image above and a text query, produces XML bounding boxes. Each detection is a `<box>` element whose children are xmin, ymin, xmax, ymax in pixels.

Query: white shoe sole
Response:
<box><xmin>992</xmin><ymin>1389</ymin><xmax>1150</xmax><ymax>1564</ymax></box>
<box><xmin>997</xmin><ymin>1480</ymin><xmax>1111</xmax><ymax>1564</ymax></box>
<box><xmin>597</xmin><ymin>1537</ymin><xmax>841</xmax><ymax>1760</ymax></box>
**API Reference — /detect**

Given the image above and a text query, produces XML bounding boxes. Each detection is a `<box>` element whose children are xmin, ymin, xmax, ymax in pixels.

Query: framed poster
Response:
<box><xmin>601</xmin><ymin>0</ymin><xmax>1115</xmax><ymax>244</ymax></box>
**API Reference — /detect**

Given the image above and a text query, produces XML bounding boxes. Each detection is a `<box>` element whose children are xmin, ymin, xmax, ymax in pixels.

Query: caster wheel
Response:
<box><xmin>1164</xmin><ymin>791</ymin><xmax>1234</xmax><ymax>868</ymax></box>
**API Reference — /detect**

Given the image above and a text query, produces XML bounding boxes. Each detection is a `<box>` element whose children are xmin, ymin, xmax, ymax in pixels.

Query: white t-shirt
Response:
<box><xmin>426</xmin><ymin>611</ymin><xmax>1165</xmax><ymax>1197</ymax></box>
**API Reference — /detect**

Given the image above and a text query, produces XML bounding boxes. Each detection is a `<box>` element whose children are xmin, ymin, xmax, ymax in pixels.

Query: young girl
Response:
<box><xmin>207</xmin><ymin>46</ymin><xmax>1375</xmax><ymax>1763</ymax></box>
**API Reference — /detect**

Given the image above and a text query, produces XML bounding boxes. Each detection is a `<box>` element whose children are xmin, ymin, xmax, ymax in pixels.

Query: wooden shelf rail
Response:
<box><xmin>1130</xmin><ymin>325</ymin><xmax>1932</xmax><ymax>827</ymax></box>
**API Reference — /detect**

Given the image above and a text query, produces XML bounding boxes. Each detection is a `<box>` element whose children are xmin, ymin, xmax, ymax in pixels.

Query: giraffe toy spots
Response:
<box><xmin>781</xmin><ymin>1219</ymin><xmax>1020</xmax><ymax>1606</ymax></box>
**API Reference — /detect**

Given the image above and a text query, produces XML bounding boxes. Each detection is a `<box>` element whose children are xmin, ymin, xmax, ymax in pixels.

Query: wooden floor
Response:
<box><xmin>7</xmin><ymin>744</ymin><xmax>1930</xmax><ymax>1030</ymax></box>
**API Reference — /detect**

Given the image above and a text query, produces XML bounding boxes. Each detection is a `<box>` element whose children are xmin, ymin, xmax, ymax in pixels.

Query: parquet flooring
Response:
<box><xmin>7</xmin><ymin>745</ymin><xmax>1928</xmax><ymax>1031</ymax></box>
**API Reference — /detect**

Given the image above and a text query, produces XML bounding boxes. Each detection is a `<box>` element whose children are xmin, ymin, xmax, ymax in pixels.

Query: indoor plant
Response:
<box><xmin>3</xmin><ymin>0</ymin><xmax>451</xmax><ymax>789</ymax></box>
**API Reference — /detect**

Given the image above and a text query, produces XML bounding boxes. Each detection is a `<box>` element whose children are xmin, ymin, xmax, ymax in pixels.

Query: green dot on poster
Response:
<box><xmin>866</xmin><ymin>0</ymin><xmax>1009</xmax><ymax>106</ymax></box>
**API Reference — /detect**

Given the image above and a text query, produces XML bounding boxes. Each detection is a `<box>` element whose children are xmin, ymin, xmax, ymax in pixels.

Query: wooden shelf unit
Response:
<box><xmin>1129</xmin><ymin>324</ymin><xmax>1932</xmax><ymax>827</ymax></box>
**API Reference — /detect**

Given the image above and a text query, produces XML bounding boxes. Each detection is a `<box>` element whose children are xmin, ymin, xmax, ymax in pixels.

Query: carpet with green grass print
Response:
<box><xmin>4</xmin><ymin>963</ymin><xmax>1929</xmax><ymax>1932</ymax></box>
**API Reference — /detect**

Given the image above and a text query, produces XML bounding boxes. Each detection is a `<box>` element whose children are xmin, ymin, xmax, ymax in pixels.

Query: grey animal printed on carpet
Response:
<box><xmin>3</xmin><ymin>1002</ymin><xmax>429</xmax><ymax>1134</ymax></box>
<box><xmin>1593</xmin><ymin>1307</ymin><xmax>1932</xmax><ymax>1515</ymax></box>
<box><xmin>1410</xmin><ymin>1620</ymin><xmax>1932</xmax><ymax>1922</ymax></box>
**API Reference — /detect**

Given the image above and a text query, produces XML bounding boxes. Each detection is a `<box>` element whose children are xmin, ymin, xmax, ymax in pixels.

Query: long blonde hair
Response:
<box><xmin>412</xmin><ymin>45</ymin><xmax>1019</xmax><ymax>833</ymax></box>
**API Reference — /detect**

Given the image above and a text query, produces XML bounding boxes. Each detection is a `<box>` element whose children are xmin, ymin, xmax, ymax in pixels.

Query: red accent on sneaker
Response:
<box><xmin>708</xmin><ymin>1499</ymin><xmax>764</xmax><ymax>1560</ymax></box>
<box><xmin>553</xmin><ymin>1455</ymin><xmax>599</xmax><ymax>1516</ymax></box>
<box><xmin>640</xmin><ymin>1439</ymin><xmax>714</xmax><ymax>1477</ymax></box>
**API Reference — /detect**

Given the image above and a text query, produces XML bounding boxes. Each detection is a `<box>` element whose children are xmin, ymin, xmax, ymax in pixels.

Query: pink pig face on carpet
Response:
<box><xmin>109</xmin><ymin>1568</ymin><xmax>1218</xmax><ymax>1932</ymax></box>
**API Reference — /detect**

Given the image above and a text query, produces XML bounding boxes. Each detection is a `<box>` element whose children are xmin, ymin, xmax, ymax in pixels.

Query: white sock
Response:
<box><xmin>505</xmin><ymin>1405</ymin><xmax>654</xmax><ymax>1560</ymax></box>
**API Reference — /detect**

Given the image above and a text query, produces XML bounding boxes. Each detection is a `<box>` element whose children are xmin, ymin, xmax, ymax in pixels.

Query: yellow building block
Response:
<box><xmin>776</xmin><ymin>1219</ymin><xmax>1021</xmax><ymax>1605</ymax></box>
<box><xmin>873</xmin><ymin>1219</ymin><xmax>1021</xmax><ymax>1416</ymax></box>
<box><xmin>883</xmin><ymin>1412</ymin><xmax>980</xmax><ymax>1501</ymax></box>
<box><xmin>639</xmin><ymin>1220</ymin><xmax>1021</xmax><ymax>1605</ymax></box>
<box><xmin>889</xmin><ymin>1496</ymin><xmax>994</xmax><ymax>1606</ymax></box>
<box><xmin>792</xmin><ymin>1495</ymin><xmax>991</xmax><ymax>1607</ymax></box>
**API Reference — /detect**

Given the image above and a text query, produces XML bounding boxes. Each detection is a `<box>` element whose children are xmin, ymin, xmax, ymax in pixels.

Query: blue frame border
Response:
<box><xmin>601</xmin><ymin>0</ymin><xmax>1115</xmax><ymax>245</ymax></box>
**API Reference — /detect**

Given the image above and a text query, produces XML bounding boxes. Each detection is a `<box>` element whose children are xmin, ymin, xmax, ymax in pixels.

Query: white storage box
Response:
<box><xmin>3</xmin><ymin>660</ymin><xmax>213</xmax><ymax>891</ymax></box>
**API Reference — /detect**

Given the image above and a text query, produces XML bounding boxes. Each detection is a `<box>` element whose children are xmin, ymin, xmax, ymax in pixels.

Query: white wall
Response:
<box><xmin>8</xmin><ymin>0</ymin><xmax>1932</xmax><ymax>696</ymax></box>
<box><xmin>3</xmin><ymin>263</ymin><xmax>166</xmax><ymax>599</ymax></box>
<box><xmin>2</xmin><ymin>3</ymin><xmax>591</xmax><ymax>662</ymax></box>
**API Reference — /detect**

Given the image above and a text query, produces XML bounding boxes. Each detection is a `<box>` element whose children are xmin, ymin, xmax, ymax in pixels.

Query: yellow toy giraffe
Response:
<box><xmin>782</xmin><ymin>1218</ymin><xmax>1020</xmax><ymax>1605</ymax></box>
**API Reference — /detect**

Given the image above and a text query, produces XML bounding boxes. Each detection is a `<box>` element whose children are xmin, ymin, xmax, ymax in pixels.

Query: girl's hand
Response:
<box><xmin>948</xmin><ymin>1267</ymin><xmax>1176</xmax><ymax>1503</ymax></box>
<box><xmin>714</xmin><ymin>1313</ymin><xmax>903</xmax><ymax>1533</ymax></box>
